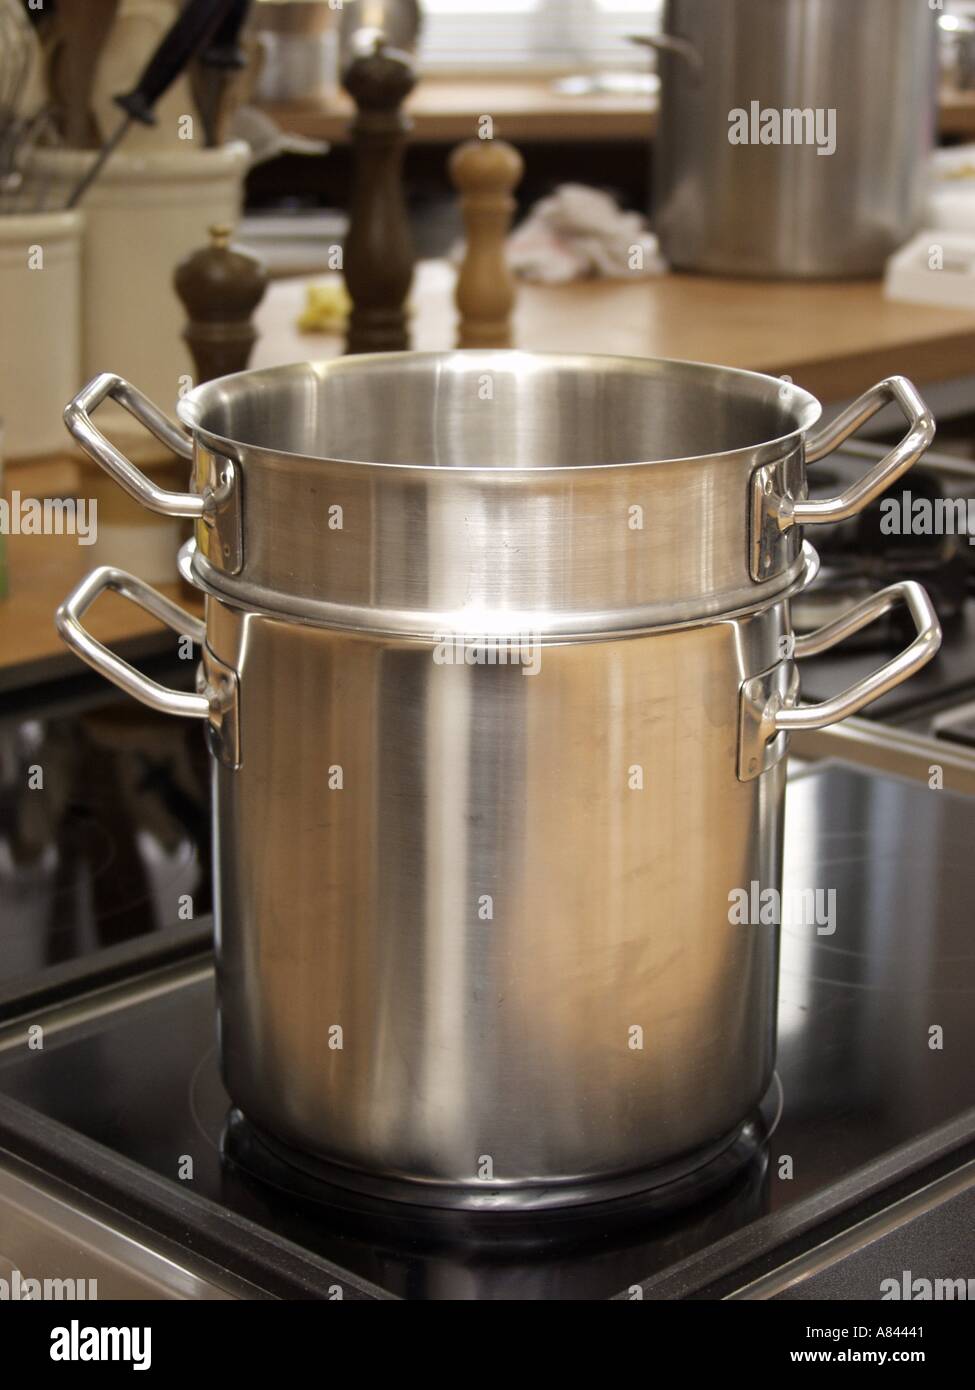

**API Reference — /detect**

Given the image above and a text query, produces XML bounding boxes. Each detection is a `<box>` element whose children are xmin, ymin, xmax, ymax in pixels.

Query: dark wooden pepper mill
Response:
<box><xmin>174</xmin><ymin>225</ymin><xmax>268</xmax><ymax>383</ymax></box>
<box><xmin>341</xmin><ymin>42</ymin><xmax>417</xmax><ymax>355</ymax></box>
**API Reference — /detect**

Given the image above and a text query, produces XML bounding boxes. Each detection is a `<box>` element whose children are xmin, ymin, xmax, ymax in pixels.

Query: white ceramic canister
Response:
<box><xmin>0</xmin><ymin>210</ymin><xmax>83</xmax><ymax>458</ymax></box>
<box><xmin>28</xmin><ymin>144</ymin><xmax>249</xmax><ymax>438</ymax></box>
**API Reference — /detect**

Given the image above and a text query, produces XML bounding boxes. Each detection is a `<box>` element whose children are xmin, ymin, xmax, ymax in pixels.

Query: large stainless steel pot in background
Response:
<box><xmin>56</xmin><ymin>351</ymin><xmax>943</xmax><ymax>1209</ymax></box>
<box><xmin>64</xmin><ymin>353</ymin><xmax>935</xmax><ymax>623</ymax></box>
<box><xmin>649</xmin><ymin>0</ymin><xmax>938</xmax><ymax>278</ymax></box>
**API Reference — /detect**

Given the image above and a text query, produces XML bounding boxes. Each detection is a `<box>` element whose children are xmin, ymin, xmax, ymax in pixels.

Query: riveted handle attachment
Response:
<box><xmin>64</xmin><ymin>373</ymin><xmax>243</xmax><ymax>574</ymax></box>
<box><xmin>738</xmin><ymin>581</ymin><xmax>941</xmax><ymax>780</ymax></box>
<box><xmin>55</xmin><ymin>566</ymin><xmax>240</xmax><ymax>768</ymax></box>
<box><xmin>751</xmin><ymin>377</ymin><xmax>935</xmax><ymax>582</ymax></box>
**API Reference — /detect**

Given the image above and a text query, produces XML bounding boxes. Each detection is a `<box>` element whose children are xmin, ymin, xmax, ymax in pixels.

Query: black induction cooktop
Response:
<box><xmin>1</xmin><ymin>761</ymin><xmax>973</xmax><ymax>1300</ymax></box>
<box><xmin>0</xmin><ymin>657</ymin><xmax>212</xmax><ymax>1008</ymax></box>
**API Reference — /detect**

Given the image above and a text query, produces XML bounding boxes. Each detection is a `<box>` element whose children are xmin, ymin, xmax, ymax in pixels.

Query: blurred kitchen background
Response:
<box><xmin>5</xmin><ymin>0</ymin><xmax>975</xmax><ymax>664</ymax></box>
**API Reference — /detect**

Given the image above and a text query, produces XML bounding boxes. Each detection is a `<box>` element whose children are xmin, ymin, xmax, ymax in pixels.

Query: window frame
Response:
<box><xmin>418</xmin><ymin>0</ymin><xmax>664</xmax><ymax>73</ymax></box>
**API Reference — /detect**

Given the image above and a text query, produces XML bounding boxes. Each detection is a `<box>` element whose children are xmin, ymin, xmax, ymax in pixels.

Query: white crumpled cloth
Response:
<box><xmin>507</xmin><ymin>183</ymin><xmax>666</xmax><ymax>283</ymax></box>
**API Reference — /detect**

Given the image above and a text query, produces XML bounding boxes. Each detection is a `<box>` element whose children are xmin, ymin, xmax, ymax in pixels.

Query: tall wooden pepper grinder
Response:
<box><xmin>174</xmin><ymin>225</ymin><xmax>268</xmax><ymax>384</ymax></box>
<box><xmin>449</xmin><ymin>138</ymin><xmax>524</xmax><ymax>349</ymax></box>
<box><xmin>341</xmin><ymin>42</ymin><xmax>417</xmax><ymax>355</ymax></box>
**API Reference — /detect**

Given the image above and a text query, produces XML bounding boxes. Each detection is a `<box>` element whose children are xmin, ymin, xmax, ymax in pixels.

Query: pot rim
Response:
<box><xmin>176</xmin><ymin>350</ymin><xmax>823</xmax><ymax>474</ymax></box>
<box><xmin>179</xmin><ymin>538</ymin><xmax>822</xmax><ymax>640</ymax></box>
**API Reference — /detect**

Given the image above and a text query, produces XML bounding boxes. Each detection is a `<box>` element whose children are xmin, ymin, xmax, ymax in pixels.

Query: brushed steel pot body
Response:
<box><xmin>203</xmin><ymin>587</ymin><xmax>796</xmax><ymax>1204</ymax></box>
<box><xmin>56</xmin><ymin>547</ymin><xmax>943</xmax><ymax>1208</ymax></box>
<box><xmin>652</xmin><ymin>0</ymin><xmax>937</xmax><ymax>278</ymax></box>
<box><xmin>191</xmin><ymin>561</ymin><xmax>936</xmax><ymax>1206</ymax></box>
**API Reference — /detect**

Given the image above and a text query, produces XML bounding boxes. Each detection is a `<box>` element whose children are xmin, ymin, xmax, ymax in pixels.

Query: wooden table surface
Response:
<box><xmin>267</xmin><ymin>78</ymin><xmax>975</xmax><ymax>146</ymax></box>
<box><xmin>253</xmin><ymin>260</ymin><xmax>975</xmax><ymax>404</ymax></box>
<box><xmin>0</xmin><ymin>458</ymin><xmax>201</xmax><ymax>691</ymax></box>
<box><xmin>265</xmin><ymin>76</ymin><xmax>657</xmax><ymax>145</ymax></box>
<box><xmin>7</xmin><ymin>260</ymin><xmax>975</xmax><ymax>683</ymax></box>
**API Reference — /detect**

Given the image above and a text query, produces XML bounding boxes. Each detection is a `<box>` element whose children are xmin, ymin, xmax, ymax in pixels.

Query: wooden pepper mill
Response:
<box><xmin>174</xmin><ymin>225</ymin><xmax>268</xmax><ymax>384</ymax></box>
<box><xmin>341</xmin><ymin>42</ymin><xmax>417</xmax><ymax>355</ymax></box>
<box><xmin>449</xmin><ymin>138</ymin><xmax>524</xmax><ymax>349</ymax></box>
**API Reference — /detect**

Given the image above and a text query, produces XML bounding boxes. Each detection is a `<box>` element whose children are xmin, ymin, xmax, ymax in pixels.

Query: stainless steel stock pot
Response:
<box><xmin>649</xmin><ymin>0</ymin><xmax>937</xmax><ymax>278</ymax></box>
<box><xmin>64</xmin><ymin>353</ymin><xmax>935</xmax><ymax>628</ymax></box>
<box><xmin>56</xmin><ymin>352</ymin><xmax>943</xmax><ymax>1210</ymax></box>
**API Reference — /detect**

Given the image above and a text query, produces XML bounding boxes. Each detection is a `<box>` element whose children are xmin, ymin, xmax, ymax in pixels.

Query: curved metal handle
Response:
<box><xmin>739</xmin><ymin>582</ymin><xmax>941</xmax><ymax>779</ymax></box>
<box><xmin>64</xmin><ymin>374</ymin><xmax>204</xmax><ymax>520</ymax></box>
<box><xmin>55</xmin><ymin>567</ymin><xmax>209</xmax><ymax>719</ymax></box>
<box><xmin>780</xmin><ymin>581</ymin><xmax>942</xmax><ymax>731</ymax></box>
<box><xmin>795</xmin><ymin>377</ymin><xmax>936</xmax><ymax>527</ymax></box>
<box><xmin>628</xmin><ymin>32</ymin><xmax>704</xmax><ymax>75</ymax></box>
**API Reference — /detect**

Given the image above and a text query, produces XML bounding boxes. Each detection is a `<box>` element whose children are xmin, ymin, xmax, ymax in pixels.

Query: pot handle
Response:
<box><xmin>738</xmin><ymin>581</ymin><xmax>941</xmax><ymax>779</ymax></box>
<box><xmin>63</xmin><ymin>373</ymin><xmax>205</xmax><ymax>519</ymax></box>
<box><xmin>628</xmin><ymin>33</ymin><xmax>704</xmax><ymax>75</ymax></box>
<box><xmin>55</xmin><ymin>566</ymin><xmax>209</xmax><ymax>717</ymax></box>
<box><xmin>55</xmin><ymin>566</ymin><xmax>241</xmax><ymax>767</ymax></box>
<box><xmin>795</xmin><ymin>376</ymin><xmax>936</xmax><ymax>527</ymax></box>
<box><xmin>781</xmin><ymin>581</ymin><xmax>941</xmax><ymax>729</ymax></box>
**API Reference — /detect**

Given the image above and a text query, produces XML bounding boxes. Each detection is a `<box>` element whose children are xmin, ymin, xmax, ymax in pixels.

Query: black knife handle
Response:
<box><xmin>115</xmin><ymin>0</ymin><xmax>238</xmax><ymax>125</ymax></box>
<box><xmin>201</xmin><ymin>0</ymin><xmax>252</xmax><ymax>69</ymax></box>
